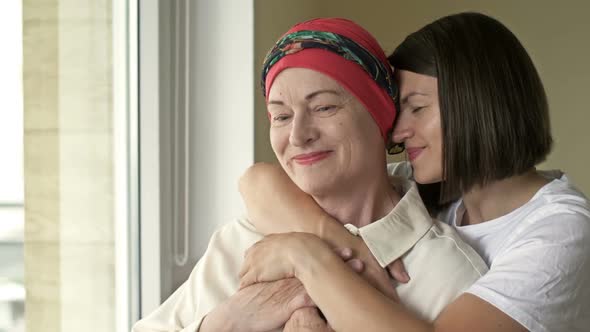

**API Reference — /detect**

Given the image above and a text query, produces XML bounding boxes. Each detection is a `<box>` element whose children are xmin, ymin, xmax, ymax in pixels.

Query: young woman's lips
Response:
<box><xmin>292</xmin><ymin>151</ymin><xmax>332</xmax><ymax>166</ymax></box>
<box><xmin>406</xmin><ymin>147</ymin><xmax>424</xmax><ymax>161</ymax></box>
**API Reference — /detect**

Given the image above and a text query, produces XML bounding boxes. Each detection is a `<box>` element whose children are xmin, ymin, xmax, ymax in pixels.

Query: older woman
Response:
<box><xmin>239</xmin><ymin>13</ymin><xmax>590</xmax><ymax>332</ymax></box>
<box><xmin>132</xmin><ymin>18</ymin><xmax>487</xmax><ymax>332</ymax></box>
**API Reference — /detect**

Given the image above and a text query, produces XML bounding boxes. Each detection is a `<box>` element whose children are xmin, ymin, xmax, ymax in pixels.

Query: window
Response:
<box><xmin>0</xmin><ymin>2</ymin><xmax>24</xmax><ymax>331</ymax></box>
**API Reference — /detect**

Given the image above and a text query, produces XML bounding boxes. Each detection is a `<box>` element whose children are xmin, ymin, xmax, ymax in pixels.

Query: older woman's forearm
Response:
<box><xmin>239</xmin><ymin>163</ymin><xmax>359</xmax><ymax>249</ymax></box>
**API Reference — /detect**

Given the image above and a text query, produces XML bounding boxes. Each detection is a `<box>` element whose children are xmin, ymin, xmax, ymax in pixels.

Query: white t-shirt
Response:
<box><xmin>438</xmin><ymin>170</ymin><xmax>590</xmax><ymax>332</ymax></box>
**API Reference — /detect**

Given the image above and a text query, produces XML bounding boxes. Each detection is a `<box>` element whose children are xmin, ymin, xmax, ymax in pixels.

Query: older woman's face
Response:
<box><xmin>267</xmin><ymin>68</ymin><xmax>385</xmax><ymax>197</ymax></box>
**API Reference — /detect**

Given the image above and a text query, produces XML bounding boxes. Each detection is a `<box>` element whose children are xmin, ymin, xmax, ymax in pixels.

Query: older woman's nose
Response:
<box><xmin>289</xmin><ymin>114</ymin><xmax>319</xmax><ymax>147</ymax></box>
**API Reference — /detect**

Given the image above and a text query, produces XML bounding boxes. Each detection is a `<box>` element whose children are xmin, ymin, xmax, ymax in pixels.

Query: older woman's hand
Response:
<box><xmin>284</xmin><ymin>308</ymin><xmax>334</xmax><ymax>332</ymax></box>
<box><xmin>201</xmin><ymin>278</ymin><xmax>314</xmax><ymax>332</ymax></box>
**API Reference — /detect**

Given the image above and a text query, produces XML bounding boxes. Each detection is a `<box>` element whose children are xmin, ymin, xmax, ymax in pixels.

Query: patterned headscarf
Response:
<box><xmin>262</xmin><ymin>18</ymin><xmax>397</xmax><ymax>140</ymax></box>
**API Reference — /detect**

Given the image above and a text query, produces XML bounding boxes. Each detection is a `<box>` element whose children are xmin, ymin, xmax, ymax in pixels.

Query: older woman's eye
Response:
<box><xmin>313</xmin><ymin>105</ymin><xmax>339</xmax><ymax>115</ymax></box>
<box><xmin>412</xmin><ymin>106</ymin><xmax>425</xmax><ymax>113</ymax></box>
<box><xmin>273</xmin><ymin>114</ymin><xmax>291</xmax><ymax>122</ymax></box>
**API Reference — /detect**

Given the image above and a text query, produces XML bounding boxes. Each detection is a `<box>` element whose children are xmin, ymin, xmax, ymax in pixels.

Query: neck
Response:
<box><xmin>461</xmin><ymin>168</ymin><xmax>550</xmax><ymax>225</ymax></box>
<box><xmin>313</xmin><ymin>170</ymin><xmax>401</xmax><ymax>227</ymax></box>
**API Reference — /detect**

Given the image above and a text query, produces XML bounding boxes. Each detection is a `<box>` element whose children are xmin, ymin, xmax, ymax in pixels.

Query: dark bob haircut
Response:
<box><xmin>389</xmin><ymin>12</ymin><xmax>553</xmax><ymax>205</ymax></box>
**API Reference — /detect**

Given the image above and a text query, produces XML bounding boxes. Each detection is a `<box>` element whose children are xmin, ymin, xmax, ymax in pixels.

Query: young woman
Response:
<box><xmin>239</xmin><ymin>12</ymin><xmax>590</xmax><ymax>332</ymax></box>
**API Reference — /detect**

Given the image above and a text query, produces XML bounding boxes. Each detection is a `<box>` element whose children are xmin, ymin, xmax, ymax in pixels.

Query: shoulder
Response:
<box><xmin>468</xmin><ymin>176</ymin><xmax>590</xmax><ymax>331</ymax></box>
<box><xmin>514</xmin><ymin>173</ymin><xmax>590</xmax><ymax>244</ymax></box>
<box><xmin>213</xmin><ymin>215</ymin><xmax>261</xmax><ymax>237</ymax></box>
<box><xmin>535</xmin><ymin>169</ymin><xmax>589</xmax><ymax>209</ymax></box>
<box><xmin>187</xmin><ymin>217</ymin><xmax>264</xmax><ymax>283</ymax></box>
<box><xmin>206</xmin><ymin>216</ymin><xmax>264</xmax><ymax>255</ymax></box>
<box><xmin>471</xmin><ymin>172</ymin><xmax>590</xmax><ymax>275</ymax></box>
<box><xmin>188</xmin><ymin>217</ymin><xmax>264</xmax><ymax>305</ymax></box>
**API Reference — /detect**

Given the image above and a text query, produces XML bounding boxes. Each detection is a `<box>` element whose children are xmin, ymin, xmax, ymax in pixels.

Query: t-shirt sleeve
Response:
<box><xmin>131</xmin><ymin>218</ymin><xmax>262</xmax><ymax>332</ymax></box>
<box><xmin>466</xmin><ymin>213</ymin><xmax>590</xmax><ymax>332</ymax></box>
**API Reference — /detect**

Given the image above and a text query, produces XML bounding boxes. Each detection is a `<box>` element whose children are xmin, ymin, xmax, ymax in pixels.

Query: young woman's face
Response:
<box><xmin>267</xmin><ymin>68</ymin><xmax>386</xmax><ymax>197</ymax></box>
<box><xmin>392</xmin><ymin>70</ymin><xmax>443</xmax><ymax>184</ymax></box>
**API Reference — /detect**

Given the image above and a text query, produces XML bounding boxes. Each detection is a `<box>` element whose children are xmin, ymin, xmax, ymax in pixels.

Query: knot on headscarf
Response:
<box><xmin>261</xmin><ymin>18</ymin><xmax>397</xmax><ymax>140</ymax></box>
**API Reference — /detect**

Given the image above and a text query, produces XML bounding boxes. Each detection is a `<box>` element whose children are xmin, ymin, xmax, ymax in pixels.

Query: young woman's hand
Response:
<box><xmin>333</xmin><ymin>243</ymin><xmax>399</xmax><ymax>302</ymax></box>
<box><xmin>239</xmin><ymin>232</ymin><xmax>405</xmax><ymax>306</ymax></box>
<box><xmin>239</xmin><ymin>232</ymin><xmax>330</xmax><ymax>288</ymax></box>
<box><xmin>387</xmin><ymin>259</ymin><xmax>409</xmax><ymax>284</ymax></box>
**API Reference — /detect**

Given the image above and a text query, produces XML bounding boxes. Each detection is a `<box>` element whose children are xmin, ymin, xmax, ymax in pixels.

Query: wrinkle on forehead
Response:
<box><xmin>268</xmin><ymin>68</ymin><xmax>350</xmax><ymax>103</ymax></box>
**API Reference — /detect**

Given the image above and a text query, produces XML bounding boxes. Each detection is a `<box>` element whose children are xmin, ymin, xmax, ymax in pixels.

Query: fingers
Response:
<box><xmin>239</xmin><ymin>242</ymin><xmax>257</xmax><ymax>278</ymax></box>
<box><xmin>345</xmin><ymin>258</ymin><xmax>364</xmax><ymax>273</ymax></box>
<box><xmin>334</xmin><ymin>247</ymin><xmax>353</xmax><ymax>260</ymax></box>
<box><xmin>279</xmin><ymin>278</ymin><xmax>313</xmax><ymax>309</ymax></box>
<box><xmin>387</xmin><ymin>259</ymin><xmax>410</xmax><ymax>284</ymax></box>
<box><xmin>239</xmin><ymin>239</ymin><xmax>267</xmax><ymax>288</ymax></box>
<box><xmin>238</xmin><ymin>253</ymin><xmax>253</xmax><ymax>288</ymax></box>
<box><xmin>238</xmin><ymin>270</ymin><xmax>257</xmax><ymax>290</ymax></box>
<box><xmin>340</xmin><ymin>247</ymin><xmax>399</xmax><ymax>301</ymax></box>
<box><xmin>288</xmin><ymin>289</ymin><xmax>316</xmax><ymax>310</ymax></box>
<box><xmin>334</xmin><ymin>247</ymin><xmax>365</xmax><ymax>272</ymax></box>
<box><xmin>285</xmin><ymin>308</ymin><xmax>329</xmax><ymax>332</ymax></box>
<box><xmin>378</xmin><ymin>277</ymin><xmax>400</xmax><ymax>302</ymax></box>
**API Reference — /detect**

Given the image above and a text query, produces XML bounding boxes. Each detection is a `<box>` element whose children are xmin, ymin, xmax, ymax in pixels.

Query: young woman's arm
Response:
<box><xmin>238</xmin><ymin>162</ymin><xmax>352</xmax><ymax>246</ymax></box>
<box><xmin>239</xmin><ymin>232</ymin><xmax>528</xmax><ymax>332</ymax></box>
<box><xmin>239</xmin><ymin>163</ymin><xmax>408</xmax><ymax>290</ymax></box>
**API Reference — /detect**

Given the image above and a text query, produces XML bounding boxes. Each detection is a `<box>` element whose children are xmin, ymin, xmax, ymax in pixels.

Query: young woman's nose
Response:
<box><xmin>391</xmin><ymin>115</ymin><xmax>414</xmax><ymax>143</ymax></box>
<box><xmin>289</xmin><ymin>113</ymin><xmax>319</xmax><ymax>147</ymax></box>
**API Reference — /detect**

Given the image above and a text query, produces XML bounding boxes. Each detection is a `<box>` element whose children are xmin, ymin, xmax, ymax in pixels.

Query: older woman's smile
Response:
<box><xmin>268</xmin><ymin>68</ymin><xmax>389</xmax><ymax>197</ymax></box>
<box><xmin>292</xmin><ymin>151</ymin><xmax>333</xmax><ymax>166</ymax></box>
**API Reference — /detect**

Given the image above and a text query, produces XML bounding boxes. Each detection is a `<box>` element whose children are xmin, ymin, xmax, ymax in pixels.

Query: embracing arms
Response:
<box><xmin>238</xmin><ymin>162</ymin><xmax>408</xmax><ymax>286</ymax></box>
<box><xmin>238</xmin><ymin>163</ymin><xmax>528</xmax><ymax>332</ymax></box>
<box><xmin>239</xmin><ymin>232</ymin><xmax>528</xmax><ymax>332</ymax></box>
<box><xmin>238</xmin><ymin>163</ymin><xmax>353</xmax><ymax>243</ymax></box>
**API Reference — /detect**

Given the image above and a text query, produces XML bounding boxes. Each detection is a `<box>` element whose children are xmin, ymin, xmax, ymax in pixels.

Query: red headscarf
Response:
<box><xmin>264</xmin><ymin>18</ymin><xmax>397</xmax><ymax>140</ymax></box>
